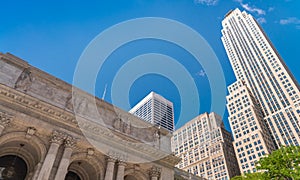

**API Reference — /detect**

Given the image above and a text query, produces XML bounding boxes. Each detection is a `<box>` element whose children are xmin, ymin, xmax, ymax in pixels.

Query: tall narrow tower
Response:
<box><xmin>129</xmin><ymin>92</ymin><xmax>174</xmax><ymax>132</ymax></box>
<box><xmin>221</xmin><ymin>8</ymin><xmax>300</xmax><ymax>147</ymax></box>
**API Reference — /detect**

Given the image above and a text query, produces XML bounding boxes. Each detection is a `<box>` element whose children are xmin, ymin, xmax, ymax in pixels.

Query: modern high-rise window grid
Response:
<box><xmin>130</xmin><ymin>8</ymin><xmax>300</xmax><ymax>177</ymax></box>
<box><xmin>221</xmin><ymin>8</ymin><xmax>300</xmax><ymax>173</ymax></box>
<box><xmin>226</xmin><ymin>80</ymin><xmax>276</xmax><ymax>174</ymax></box>
<box><xmin>129</xmin><ymin>91</ymin><xmax>174</xmax><ymax>132</ymax></box>
<box><xmin>171</xmin><ymin>112</ymin><xmax>240</xmax><ymax>180</ymax></box>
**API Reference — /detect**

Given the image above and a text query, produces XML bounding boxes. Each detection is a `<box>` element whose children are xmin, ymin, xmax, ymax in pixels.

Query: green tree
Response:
<box><xmin>232</xmin><ymin>146</ymin><xmax>300</xmax><ymax>180</ymax></box>
<box><xmin>256</xmin><ymin>146</ymin><xmax>300</xmax><ymax>179</ymax></box>
<box><xmin>231</xmin><ymin>172</ymin><xmax>267</xmax><ymax>180</ymax></box>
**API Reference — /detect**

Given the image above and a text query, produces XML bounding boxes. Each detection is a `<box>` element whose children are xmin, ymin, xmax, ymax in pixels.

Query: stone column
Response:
<box><xmin>0</xmin><ymin>112</ymin><xmax>11</xmax><ymax>135</ymax></box>
<box><xmin>149</xmin><ymin>166</ymin><xmax>161</xmax><ymax>180</ymax></box>
<box><xmin>104</xmin><ymin>157</ymin><xmax>116</xmax><ymax>180</ymax></box>
<box><xmin>31</xmin><ymin>162</ymin><xmax>42</xmax><ymax>180</ymax></box>
<box><xmin>54</xmin><ymin>135</ymin><xmax>76</xmax><ymax>180</ymax></box>
<box><xmin>116</xmin><ymin>161</ymin><xmax>126</xmax><ymax>180</ymax></box>
<box><xmin>37</xmin><ymin>131</ymin><xmax>65</xmax><ymax>180</ymax></box>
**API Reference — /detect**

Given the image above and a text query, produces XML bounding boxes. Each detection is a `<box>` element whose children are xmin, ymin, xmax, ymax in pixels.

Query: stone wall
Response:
<box><xmin>0</xmin><ymin>53</ymin><xmax>184</xmax><ymax>180</ymax></box>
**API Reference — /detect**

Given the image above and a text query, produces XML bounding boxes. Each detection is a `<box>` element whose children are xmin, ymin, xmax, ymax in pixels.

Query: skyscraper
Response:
<box><xmin>129</xmin><ymin>92</ymin><xmax>174</xmax><ymax>132</ymax></box>
<box><xmin>226</xmin><ymin>80</ymin><xmax>276</xmax><ymax>174</ymax></box>
<box><xmin>221</xmin><ymin>8</ymin><xmax>300</xmax><ymax>148</ymax></box>
<box><xmin>172</xmin><ymin>112</ymin><xmax>240</xmax><ymax>180</ymax></box>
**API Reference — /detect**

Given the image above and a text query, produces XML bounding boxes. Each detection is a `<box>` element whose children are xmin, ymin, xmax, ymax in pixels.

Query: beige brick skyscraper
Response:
<box><xmin>221</xmin><ymin>8</ymin><xmax>300</xmax><ymax>147</ymax></box>
<box><xmin>226</xmin><ymin>80</ymin><xmax>276</xmax><ymax>174</ymax></box>
<box><xmin>172</xmin><ymin>112</ymin><xmax>240</xmax><ymax>180</ymax></box>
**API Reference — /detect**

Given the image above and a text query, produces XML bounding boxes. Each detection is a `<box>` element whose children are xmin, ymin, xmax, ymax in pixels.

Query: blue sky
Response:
<box><xmin>1</xmin><ymin>0</ymin><xmax>299</xmax><ymax>131</ymax></box>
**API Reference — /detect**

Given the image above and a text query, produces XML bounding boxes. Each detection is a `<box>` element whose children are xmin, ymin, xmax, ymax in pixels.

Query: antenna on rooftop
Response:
<box><xmin>102</xmin><ymin>84</ymin><xmax>107</xmax><ymax>100</ymax></box>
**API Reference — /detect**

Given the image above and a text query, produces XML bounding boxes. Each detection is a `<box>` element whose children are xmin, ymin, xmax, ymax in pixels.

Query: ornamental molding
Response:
<box><xmin>0</xmin><ymin>111</ymin><xmax>13</xmax><ymax>127</ymax></box>
<box><xmin>0</xmin><ymin>85</ymin><xmax>176</xmax><ymax>165</ymax></box>
<box><xmin>50</xmin><ymin>130</ymin><xmax>66</xmax><ymax>144</ymax></box>
<box><xmin>148</xmin><ymin>166</ymin><xmax>161</xmax><ymax>178</ymax></box>
<box><xmin>64</xmin><ymin>135</ymin><xmax>77</xmax><ymax>148</ymax></box>
<box><xmin>0</xmin><ymin>84</ymin><xmax>77</xmax><ymax>127</ymax></box>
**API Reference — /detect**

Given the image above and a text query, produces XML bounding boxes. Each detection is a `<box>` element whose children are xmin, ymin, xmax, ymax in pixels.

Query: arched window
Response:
<box><xmin>65</xmin><ymin>171</ymin><xmax>81</xmax><ymax>180</ymax></box>
<box><xmin>0</xmin><ymin>155</ymin><xmax>27</xmax><ymax>180</ymax></box>
<box><xmin>124</xmin><ymin>175</ymin><xmax>138</xmax><ymax>180</ymax></box>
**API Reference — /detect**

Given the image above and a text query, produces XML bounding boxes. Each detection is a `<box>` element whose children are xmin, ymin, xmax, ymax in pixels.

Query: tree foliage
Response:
<box><xmin>231</xmin><ymin>172</ymin><xmax>267</xmax><ymax>180</ymax></box>
<box><xmin>232</xmin><ymin>146</ymin><xmax>300</xmax><ymax>180</ymax></box>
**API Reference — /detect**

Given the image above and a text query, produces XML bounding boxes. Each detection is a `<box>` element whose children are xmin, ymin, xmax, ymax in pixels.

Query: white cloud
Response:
<box><xmin>268</xmin><ymin>7</ymin><xmax>275</xmax><ymax>12</ymax></box>
<box><xmin>196</xmin><ymin>70</ymin><xmax>206</xmax><ymax>77</ymax></box>
<box><xmin>233</xmin><ymin>0</ymin><xmax>266</xmax><ymax>15</ymax></box>
<box><xmin>257</xmin><ymin>17</ymin><xmax>267</xmax><ymax>24</ymax></box>
<box><xmin>241</xmin><ymin>3</ymin><xmax>265</xmax><ymax>15</ymax></box>
<box><xmin>194</xmin><ymin>0</ymin><xmax>218</xmax><ymax>6</ymax></box>
<box><xmin>279</xmin><ymin>17</ymin><xmax>300</xmax><ymax>25</ymax></box>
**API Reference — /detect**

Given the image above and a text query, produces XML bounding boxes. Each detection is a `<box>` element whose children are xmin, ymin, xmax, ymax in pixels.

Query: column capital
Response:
<box><xmin>104</xmin><ymin>156</ymin><xmax>116</xmax><ymax>180</ymax></box>
<box><xmin>0</xmin><ymin>111</ymin><xmax>12</xmax><ymax>127</ymax></box>
<box><xmin>149</xmin><ymin>166</ymin><xmax>161</xmax><ymax>178</ymax></box>
<box><xmin>106</xmin><ymin>156</ymin><xmax>117</xmax><ymax>163</ymax></box>
<box><xmin>117</xmin><ymin>160</ymin><xmax>127</xmax><ymax>167</ymax></box>
<box><xmin>64</xmin><ymin>135</ymin><xmax>76</xmax><ymax>148</ymax></box>
<box><xmin>50</xmin><ymin>131</ymin><xmax>65</xmax><ymax>144</ymax></box>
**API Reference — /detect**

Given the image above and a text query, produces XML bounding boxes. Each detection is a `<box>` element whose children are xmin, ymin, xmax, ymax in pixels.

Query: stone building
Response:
<box><xmin>226</xmin><ymin>81</ymin><xmax>275</xmax><ymax>174</ymax></box>
<box><xmin>0</xmin><ymin>53</ymin><xmax>204</xmax><ymax>180</ymax></box>
<box><xmin>172</xmin><ymin>112</ymin><xmax>240</xmax><ymax>180</ymax></box>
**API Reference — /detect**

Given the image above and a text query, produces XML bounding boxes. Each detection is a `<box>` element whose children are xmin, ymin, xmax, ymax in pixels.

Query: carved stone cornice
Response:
<box><xmin>50</xmin><ymin>131</ymin><xmax>66</xmax><ymax>144</ymax></box>
<box><xmin>0</xmin><ymin>84</ymin><xmax>178</xmax><ymax>165</ymax></box>
<box><xmin>0</xmin><ymin>84</ymin><xmax>77</xmax><ymax>127</ymax></box>
<box><xmin>159</xmin><ymin>154</ymin><xmax>182</xmax><ymax>167</ymax></box>
<box><xmin>0</xmin><ymin>111</ymin><xmax>12</xmax><ymax>127</ymax></box>
<box><xmin>149</xmin><ymin>166</ymin><xmax>161</xmax><ymax>178</ymax></box>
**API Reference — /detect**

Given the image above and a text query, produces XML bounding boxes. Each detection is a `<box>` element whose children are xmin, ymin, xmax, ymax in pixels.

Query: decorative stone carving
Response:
<box><xmin>0</xmin><ymin>111</ymin><xmax>12</xmax><ymax>127</ymax></box>
<box><xmin>41</xmin><ymin>85</ymin><xmax>55</xmax><ymax>100</ymax></box>
<box><xmin>64</xmin><ymin>135</ymin><xmax>76</xmax><ymax>148</ymax></box>
<box><xmin>133</xmin><ymin>164</ymin><xmax>141</xmax><ymax>171</ymax></box>
<box><xmin>65</xmin><ymin>93</ymin><xmax>73</xmax><ymax>111</ymax></box>
<box><xmin>107</xmin><ymin>150</ymin><xmax>128</xmax><ymax>162</ymax></box>
<box><xmin>113</xmin><ymin>118</ymin><xmax>122</xmax><ymax>131</ymax></box>
<box><xmin>50</xmin><ymin>131</ymin><xmax>65</xmax><ymax>144</ymax></box>
<box><xmin>0</xmin><ymin>85</ymin><xmax>78</xmax><ymax>126</ymax></box>
<box><xmin>25</xmin><ymin>127</ymin><xmax>37</xmax><ymax>139</ymax></box>
<box><xmin>14</xmin><ymin>68</ymin><xmax>33</xmax><ymax>92</ymax></box>
<box><xmin>149</xmin><ymin>166</ymin><xmax>161</xmax><ymax>178</ymax></box>
<box><xmin>117</xmin><ymin>161</ymin><xmax>127</xmax><ymax>166</ymax></box>
<box><xmin>113</xmin><ymin>117</ymin><xmax>132</xmax><ymax>135</ymax></box>
<box><xmin>153</xmin><ymin>130</ymin><xmax>160</xmax><ymax>148</ymax></box>
<box><xmin>75</xmin><ymin>96</ymin><xmax>89</xmax><ymax>115</ymax></box>
<box><xmin>87</xmin><ymin>148</ymin><xmax>95</xmax><ymax>158</ymax></box>
<box><xmin>106</xmin><ymin>157</ymin><xmax>117</xmax><ymax>163</ymax></box>
<box><xmin>123</xmin><ymin>121</ymin><xmax>131</xmax><ymax>134</ymax></box>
